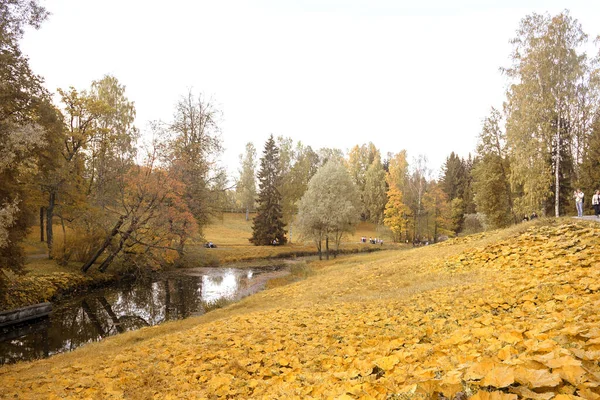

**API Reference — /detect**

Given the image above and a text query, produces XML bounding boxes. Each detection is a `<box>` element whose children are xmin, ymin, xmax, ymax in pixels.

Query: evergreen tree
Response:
<box><xmin>472</xmin><ymin>108</ymin><xmax>514</xmax><ymax>228</ymax></box>
<box><xmin>579</xmin><ymin>112</ymin><xmax>600</xmax><ymax>212</ymax></box>
<box><xmin>250</xmin><ymin>135</ymin><xmax>287</xmax><ymax>246</ymax></box>
<box><xmin>440</xmin><ymin>152</ymin><xmax>466</xmax><ymax>201</ymax></box>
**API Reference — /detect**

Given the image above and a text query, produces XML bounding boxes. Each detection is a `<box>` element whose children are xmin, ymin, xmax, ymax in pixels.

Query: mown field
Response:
<box><xmin>188</xmin><ymin>212</ymin><xmax>396</xmax><ymax>265</ymax></box>
<box><xmin>2</xmin><ymin>218</ymin><xmax>599</xmax><ymax>399</ymax></box>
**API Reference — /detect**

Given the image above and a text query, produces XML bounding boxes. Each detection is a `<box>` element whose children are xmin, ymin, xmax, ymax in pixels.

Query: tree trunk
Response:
<box><xmin>81</xmin><ymin>216</ymin><xmax>125</xmax><ymax>273</ymax></box>
<box><xmin>325</xmin><ymin>235</ymin><xmax>329</xmax><ymax>260</ymax></box>
<box><xmin>245</xmin><ymin>206</ymin><xmax>249</xmax><ymax>221</ymax></box>
<box><xmin>317</xmin><ymin>238</ymin><xmax>322</xmax><ymax>260</ymax></box>
<box><xmin>46</xmin><ymin>192</ymin><xmax>55</xmax><ymax>259</ymax></box>
<box><xmin>40</xmin><ymin>207</ymin><xmax>45</xmax><ymax>242</ymax></box>
<box><xmin>555</xmin><ymin>108</ymin><xmax>561</xmax><ymax>218</ymax></box>
<box><xmin>98</xmin><ymin>220</ymin><xmax>136</xmax><ymax>273</ymax></box>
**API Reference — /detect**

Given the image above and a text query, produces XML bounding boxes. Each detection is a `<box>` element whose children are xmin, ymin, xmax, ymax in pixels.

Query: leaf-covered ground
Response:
<box><xmin>1</xmin><ymin>220</ymin><xmax>599</xmax><ymax>399</ymax></box>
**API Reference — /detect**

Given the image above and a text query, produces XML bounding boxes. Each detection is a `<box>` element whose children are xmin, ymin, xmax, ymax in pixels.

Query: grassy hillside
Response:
<box><xmin>2</xmin><ymin>219</ymin><xmax>599</xmax><ymax>399</ymax></box>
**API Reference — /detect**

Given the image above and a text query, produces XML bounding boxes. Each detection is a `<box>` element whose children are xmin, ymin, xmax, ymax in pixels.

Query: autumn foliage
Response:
<box><xmin>2</xmin><ymin>221</ymin><xmax>600</xmax><ymax>398</ymax></box>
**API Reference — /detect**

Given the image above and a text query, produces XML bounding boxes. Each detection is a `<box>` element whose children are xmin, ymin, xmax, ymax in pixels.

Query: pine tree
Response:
<box><xmin>250</xmin><ymin>135</ymin><xmax>287</xmax><ymax>246</ymax></box>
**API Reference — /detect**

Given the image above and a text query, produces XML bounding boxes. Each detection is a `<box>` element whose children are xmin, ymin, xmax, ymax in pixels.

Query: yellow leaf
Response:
<box><xmin>499</xmin><ymin>331</ymin><xmax>523</xmax><ymax>344</ymax></box>
<box><xmin>509</xmin><ymin>386</ymin><xmax>554</xmax><ymax>400</ymax></box>
<box><xmin>470</xmin><ymin>391</ymin><xmax>518</xmax><ymax>400</ymax></box>
<box><xmin>515</xmin><ymin>367</ymin><xmax>561</xmax><ymax>388</ymax></box>
<box><xmin>482</xmin><ymin>365</ymin><xmax>515</xmax><ymax>388</ymax></box>
<box><xmin>375</xmin><ymin>355</ymin><xmax>399</xmax><ymax>371</ymax></box>
<box><xmin>556</xmin><ymin>365</ymin><xmax>586</xmax><ymax>385</ymax></box>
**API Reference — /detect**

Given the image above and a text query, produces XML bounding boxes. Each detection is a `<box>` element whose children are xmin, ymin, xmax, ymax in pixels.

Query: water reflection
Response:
<box><xmin>0</xmin><ymin>265</ymin><xmax>287</xmax><ymax>365</ymax></box>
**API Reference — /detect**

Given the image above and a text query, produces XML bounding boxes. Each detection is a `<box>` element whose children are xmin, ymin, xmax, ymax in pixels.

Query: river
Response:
<box><xmin>0</xmin><ymin>263</ymin><xmax>290</xmax><ymax>365</ymax></box>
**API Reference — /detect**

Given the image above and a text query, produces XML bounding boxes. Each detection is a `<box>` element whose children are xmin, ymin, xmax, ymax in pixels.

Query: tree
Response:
<box><xmin>505</xmin><ymin>11</ymin><xmax>590</xmax><ymax>216</ymax></box>
<box><xmin>347</xmin><ymin>142</ymin><xmax>381</xmax><ymax>220</ymax></box>
<box><xmin>440</xmin><ymin>152</ymin><xmax>466</xmax><ymax>201</ymax></box>
<box><xmin>167</xmin><ymin>91</ymin><xmax>224</xmax><ymax>233</ymax></box>
<box><xmin>383</xmin><ymin>186</ymin><xmax>410</xmax><ymax>242</ymax></box>
<box><xmin>406</xmin><ymin>155</ymin><xmax>430</xmax><ymax>241</ymax></box>
<box><xmin>87</xmin><ymin>75</ymin><xmax>139</xmax><ymax>207</ymax></box>
<box><xmin>422</xmin><ymin>182</ymin><xmax>452</xmax><ymax>242</ymax></box>
<box><xmin>0</xmin><ymin>0</ymin><xmax>49</xmax><ymax>279</ymax></box>
<box><xmin>43</xmin><ymin>86</ymin><xmax>111</xmax><ymax>259</ymax></box>
<box><xmin>383</xmin><ymin>151</ymin><xmax>411</xmax><ymax>242</ymax></box>
<box><xmin>363</xmin><ymin>157</ymin><xmax>387</xmax><ymax>224</ymax></box>
<box><xmin>297</xmin><ymin>161</ymin><xmax>360</xmax><ymax>260</ymax></box>
<box><xmin>472</xmin><ymin>109</ymin><xmax>514</xmax><ymax>228</ymax></box>
<box><xmin>579</xmin><ymin>112</ymin><xmax>600</xmax><ymax>210</ymax></box>
<box><xmin>250</xmin><ymin>135</ymin><xmax>286</xmax><ymax>246</ymax></box>
<box><xmin>285</xmin><ymin>142</ymin><xmax>320</xmax><ymax>242</ymax></box>
<box><xmin>236</xmin><ymin>142</ymin><xmax>257</xmax><ymax>221</ymax></box>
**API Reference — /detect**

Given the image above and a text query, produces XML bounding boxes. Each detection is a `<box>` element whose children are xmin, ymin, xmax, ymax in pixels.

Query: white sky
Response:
<box><xmin>21</xmin><ymin>0</ymin><xmax>600</xmax><ymax>180</ymax></box>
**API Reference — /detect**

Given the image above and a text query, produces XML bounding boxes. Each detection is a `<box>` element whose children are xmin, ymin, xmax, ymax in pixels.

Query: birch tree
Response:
<box><xmin>505</xmin><ymin>11</ymin><xmax>589</xmax><ymax>216</ymax></box>
<box><xmin>236</xmin><ymin>142</ymin><xmax>257</xmax><ymax>221</ymax></box>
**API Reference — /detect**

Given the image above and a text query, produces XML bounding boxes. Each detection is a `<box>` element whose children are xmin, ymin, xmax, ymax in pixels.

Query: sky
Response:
<box><xmin>20</xmin><ymin>0</ymin><xmax>600</xmax><ymax>180</ymax></box>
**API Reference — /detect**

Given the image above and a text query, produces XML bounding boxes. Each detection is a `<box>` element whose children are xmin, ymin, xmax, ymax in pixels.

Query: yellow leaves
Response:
<box><xmin>471</xmin><ymin>391</ymin><xmax>517</xmax><ymax>400</ymax></box>
<box><xmin>499</xmin><ymin>330</ymin><xmax>523</xmax><ymax>344</ymax></box>
<box><xmin>515</xmin><ymin>367</ymin><xmax>562</xmax><ymax>388</ymax></box>
<box><xmin>556</xmin><ymin>365</ymin><xmax>587</xmax><ymax>385</ymax></box>
<box><xmin>482</xmin><ymin>365</ymin><xmax>515</xmax><ymax>388</ymax></box>
<box><xmin>374</xmin><ymin>355</ymin><xmax>399</xmax><ymax>371</ymax></box>
<box><xmin>5</xmin><ymin>222</ymin><xmax>600</xmax><ymax>399</ymax></box>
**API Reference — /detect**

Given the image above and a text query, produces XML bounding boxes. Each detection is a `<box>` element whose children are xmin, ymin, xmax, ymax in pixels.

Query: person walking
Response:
<box><xmin>592</xmin><ymin>190</ymin><xmax>600</xmax><ymax>218</ymax></box>
<box><xmin>574</xmin><ymin>189</ymin><xmax>585</xmax><ymax>217</ymax></box>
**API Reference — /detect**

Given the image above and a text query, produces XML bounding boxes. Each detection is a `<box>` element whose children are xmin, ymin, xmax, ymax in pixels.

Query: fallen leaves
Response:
<box><xmin>2</xmin><ymin>222</ymin><xmax>600</xmax><ymax>399</ymax></box>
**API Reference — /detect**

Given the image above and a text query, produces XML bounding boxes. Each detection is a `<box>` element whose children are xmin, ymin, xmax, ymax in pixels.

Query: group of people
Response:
<box><xmin>574</xmin><ymin>189</ymin><xmax>600</xmax><ymax>218</ymax></box>
<box><xmin>361</xmin><ymin>237</ymin><xmax>383</xmax><ymax>245</ymax></box>
<box><xmin>522</xmin><ymin>212</ymin><xmax>538</xmax><ymax>222</ymax></box>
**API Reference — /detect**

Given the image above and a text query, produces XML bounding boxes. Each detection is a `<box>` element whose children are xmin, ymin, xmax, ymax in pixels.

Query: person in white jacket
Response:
<box><xmin>574</xmin><ymin>189</ymin><xmax>584</xmax><ymax>217</ymax></box>
<box><xmin>592</xmin><ymin>190</ymin><xmax>600</xmax><ymax>218</ymax></box>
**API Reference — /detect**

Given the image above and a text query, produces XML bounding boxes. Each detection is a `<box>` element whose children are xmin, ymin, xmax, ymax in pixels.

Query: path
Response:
<box><xmin>575</xmin><ymin>215</ymin><xmax>600</xmax><ymax>221</ymax></box>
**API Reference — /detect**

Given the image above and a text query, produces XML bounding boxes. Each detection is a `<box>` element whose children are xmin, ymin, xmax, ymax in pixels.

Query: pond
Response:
<box><xmin>0</xmin><ymin>263</ymin><xmax>289</xmax><ymax>365</ymax></box>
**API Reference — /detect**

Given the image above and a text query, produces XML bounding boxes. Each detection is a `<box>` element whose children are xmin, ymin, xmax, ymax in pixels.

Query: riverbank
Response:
<box><xmin>4</xmin><ymin>218</ymin><xmax>599</xmax><ymax>398</ymax></box>
<box><xmin>1</xmin><ymin>214</ymin><xmax>394</xmax><ymax>312</ymax></box>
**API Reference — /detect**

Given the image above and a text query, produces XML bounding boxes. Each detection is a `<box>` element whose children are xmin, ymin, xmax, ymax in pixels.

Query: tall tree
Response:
<box><xmin>0</xmin><ymin>0</ymin><xmax>49</xmax><ymax>276</ymax></box>
<box><xmin>87</xmin><ymin>75</ymin><xmax>138</xmax><ymax>207</ymax></box>
<box><xmin>285</xmin><ymin>142</ymin><xmax>320</xmax><ymax>242</ymax></box>
<box><xmin>440</xmin><ymin>152</ymin><xmax>466</xmax><ymax>202</ymax></box>
<box><xmin>383</xmin><ymin>186</ymin><xmax>410</xmax><ymax>242</ymax></box>
<box><xmin>406</xmin><ymin>155</ymin><xmax>430</xmax><ymax>241</ymax></box>
<box><xmin>505</xmin><ymin>11</ymin><xmax>589</xmax><ymax>216</ymax></box>
<box><xmin>422</xmin><ymin>182</ymin><xmax>452</xmax><ymax>242</ymax></box>
<box><xmin>250</xmin><ymin>135</ymin><xmax>286</xmax><ymax>246</ymax></box>
<box><xmin>296</xmin><ymin>161</ymin><xmax>359</xmax><ymax>260</ymax></box>
<box><xmin>383</xmin><ymin>151</ymin><xmax>411</xmax><ymax>242</ymax></box>
<box><xmin>579</xmin><ymin>112</ymin><xmax>600</xmax><ymax>209</ymax></box>
<box><xmin>472</xmin><ymin>108</ymin><xmax>514</xmax><ymax>228</ymax></box>
<box><xmin>168</xmin><ymin>91</ymin><xmax>223</xmax><ymax>231</ymax></box>
<box><xmin>347</xmin><ymin>142</ymin><xmax>380</xmax><ymax>220</ymax></box>
<box><xmin>363</xmin><ymin>157</ymin><xmax>387</xmax><ymax>224</ymax></box>
<box><xmin>236</xmin><ymin>142</ymin><xmax>257</xmax><ymax>221</ymax></box>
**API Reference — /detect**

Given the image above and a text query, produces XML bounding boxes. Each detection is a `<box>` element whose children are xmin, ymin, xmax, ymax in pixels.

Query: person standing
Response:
<box><xmin>574</xmin><ymin>189</ymin><xmax>585</xmax><ymax>217</ymax></box>
<box><xmin>592</xmin><ymin>190</ymin><xmax>600</xmax><ymax>218</ymax></box>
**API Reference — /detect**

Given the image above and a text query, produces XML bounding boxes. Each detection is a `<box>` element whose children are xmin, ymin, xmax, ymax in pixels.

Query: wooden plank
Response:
<box><xmin>0</xmin><ymin>303</ymin><xmax>52</xmax><ymax>328</ymax></box>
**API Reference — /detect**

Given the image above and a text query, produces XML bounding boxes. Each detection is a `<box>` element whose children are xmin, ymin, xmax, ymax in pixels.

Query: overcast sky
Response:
<box><xmin>21</xmin><ymin>0</ymin><xmax>600</xmax><ymax>180</ymax></box>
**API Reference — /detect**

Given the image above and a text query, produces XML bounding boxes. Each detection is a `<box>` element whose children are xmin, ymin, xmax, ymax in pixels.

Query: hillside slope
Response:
<box><xmin>1</xmin><ymin>220</ymin><xmax>599</xmax><ymax>399</ymax></box>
